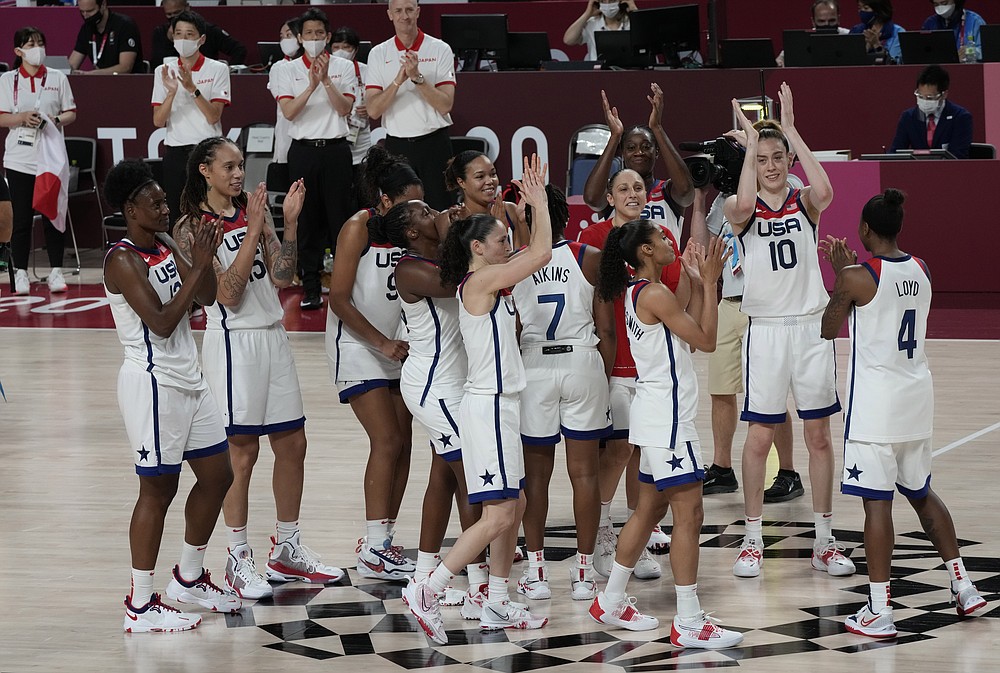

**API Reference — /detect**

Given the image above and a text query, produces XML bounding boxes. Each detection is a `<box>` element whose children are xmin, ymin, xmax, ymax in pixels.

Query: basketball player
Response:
<box><xmin>327</xmin><ymin>146</ymin><xmax>420</xmax><ymax>581</ymax></box>
<box><xmin>512</xmin><ymin>184</ymin><xmax>614</xmax><ymax>602</ymax></box>
<box><xmin>402</xmin><ymin>155</ymin><xmax>551</xmax><ymax>644</ymax></box>
<box><xmin>590</xmin><ymin>219</ymin><xmax>742</xmax><ymax>649</ymax></box>
<box><xmin>174</xmin><ymin>137</ymin><xmax>343</xmax><ymax>601</ymax></box>
<box><xmin>819</xmin><ymin>189</ymin><xmax>987</xmax><ymax>638</ymax></box>
<box><xmin>724</xmin><ymin>83</ymin><xmax>855</xmax><ymax>579</ymax></box>
<box><xmin>103</xmin><ymin>159</ymin><xmax>240</xmax><ymax>632</ymax></box>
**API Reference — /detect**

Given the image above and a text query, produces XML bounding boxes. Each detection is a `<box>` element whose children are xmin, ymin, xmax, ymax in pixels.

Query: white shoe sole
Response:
<box><xmin>165</xmin><ymin>586</ymin><xmax>241</xmax><ymax>613</ymax></box>
<box><xmin>124</xmin><ymin>615</ymin><xmax>201</xmax><ymax>633</ymax></box>
<box><xmin>356</xmin><ymin>563</ymin><xmax>413</xmax><ymax>582</ymax></box>
<box><xmin>733</xmin><ymin>564</ymin><xmax>761</xmax><ymax>578</ymax></box>
<box><xmin>225</xmin><ymin>579</ymin><xmax>273</xmax><ymax>600</ymax></box>
<box><xmin>516</xmin><ymin>583</ymin><xmax>552</xmax><ymax>600</ymax></box>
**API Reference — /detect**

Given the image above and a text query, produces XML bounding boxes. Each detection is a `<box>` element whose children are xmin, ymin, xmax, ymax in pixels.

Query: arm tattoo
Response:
<box><xmin>221</xmin><ymin>264</ymin><xmax>250</xmax><ymax>304</ymax></box>
<box><xmin>272</xmin><ymin>239</ymin><xmax>298</xmax><ymax>283</ymax></box>
<box><xmin>822</xmin><ymin>287</ymin><xmax>853</xmax><ymax>337</ymax></box>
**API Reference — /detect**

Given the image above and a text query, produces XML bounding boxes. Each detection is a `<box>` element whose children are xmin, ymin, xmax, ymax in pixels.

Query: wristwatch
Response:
<box><xmin>411</xmin><ymin>74</ymin><xmax>425</xmax><ymax>85</ymax></box>
<box><xmin>193</xmin><ymin>88</ymin><xmax>202</xmax><ymax>98</ymax></box>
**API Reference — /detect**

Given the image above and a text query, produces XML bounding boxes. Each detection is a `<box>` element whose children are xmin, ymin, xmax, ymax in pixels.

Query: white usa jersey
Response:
<box><xmin>458</xmin><ymin>277</ymin><xmax>525</xmax><ymax>395</ymax></box>
<box><xmin>104</xmin><ymin>238</ymin><xmax>205</xmax><ymax>390</ymax></box>
<box><xmin>737</xmin><ymin>188</ymin><xmax>829</xmax><ymax>317</ymax></box>
<box><xmin>624</xmin><ymin>280</ymin><xmax>699</xmax><ymax>448</ymax></box>
<box><xmin>846</xmin><ymin>255</ymin><xmax>933</xmax><ymax>442</ymax></box>
<box><xmin>204</xmin><ymin>208</ymin><xmax>284</xmax><ymax>331</ymax></box>
<box><xmin>513</xmin><ymin>240</ymin><xmax>598</xmax><ymax>348</ymax></box>
<box><xmin>642</xmin><ymin>179</ymin><xmax>684</xmax><ymax>243</ymax></box>
<box><xmin>399</xmin><ymin>254</ymin><xmax>468</xmax><ymax>401</ymax></box>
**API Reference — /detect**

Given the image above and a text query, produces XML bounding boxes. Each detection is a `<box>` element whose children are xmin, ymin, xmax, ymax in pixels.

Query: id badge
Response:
<box><xmin>346</xmin><ymin>123</ymin><xmax>360</xmax><ymax>145</ymax></box>
<box><xmin>17</xmin><ymin>126</ymin><xmax>38</xmax><ymax>147</ymax></box>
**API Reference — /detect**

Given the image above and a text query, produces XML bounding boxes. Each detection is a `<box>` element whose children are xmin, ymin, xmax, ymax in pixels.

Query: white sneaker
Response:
<box><xmin>951</xmin><ymin>582</ymin><xmax>987</xmax><ymax>616</ymax></box>
<box><xmin>594</xmin><ymin>525</ymin><xmax>618</xmax><ymax>578</ymax></box>
<box><xmin>225</xmin><ymin>545</ymin><xmax>273</xmax><ymax>599</ymax></box>
<box><xmin>267</xmin><ymin>533</ymin><xmax>345</xmax><ymax>584</ymax></box>
<box><xmin>570</xmin><ymin>566</ymin><xmax>598</xmax><ymax>601</ymax></box>
<box><xmin>589</xmin><ymin>592</ymin><xmax>658</xmax><ymax>631</ymax></box>
<box><xmin>670</xmin><ymin>613</ymin><xmax>744</xmax><ymax>649</ymax></box>
<box><xmin>124</xmin><ymin>593</ymin><xmax>201</xmax><ymax>633</ymax></box>
<box><xmin>356</xmin><ymin>537</ymin><xmax>415</xmax><ymax>581</ymax></box>
<box><xmin>438</xmin><ymin>587</ymin><xmax>466</xmax><ymax>606</ymax></box>
<box><xmin>480</xmin><ymin>600</ymin><xmax>548</xmax><ymax>632</ymax></box>
<box><xmin>845</xmin><ymin>602</ymin><xmax>897</xmax><ymax>638</ymax></box>
<box><xmin>812</xmin><ymin>536</ymin><xmax>856</xmax><ymax>577</ymax></box>
<box><xmin>402</xmin><ymin>578</ymin><xmax>447</xmax><ymax>645</ymax></box>
<box><xmin>47</xmin><ymin>267</ymin><xmax>67</xmax><ymax>293</ymax></box>
<box><xmin>733</xmin><ymin>537</ymin><xmax>763</xmax><ymax>578</ymax></box>
<box><xmin>633</xmin><ymin>548</ymin><xmax>662</xmax><ymax>580</ymax></box>
<box><xmin>165</xmin><ymin>566</ymin><xmax>242</xmax><ymax>613</ymax></box>
<box><xmin>460</xmin><ymin>583</ymin><xmax>529</xmax><ymax>620</ymax></box>
<box><xmin>647</xmin><ymin>525</ymin><xmax>671</xmax><ymax>552</ymax></box>
<box><xmin>14</xmin><ymin>268</ymin><xmax>29</xmax><ymax>295</ymax></box>
<box><xmin>516</xmin><ymin>565</ymin><xmax>552</xmax><ymax>600</ymax></box>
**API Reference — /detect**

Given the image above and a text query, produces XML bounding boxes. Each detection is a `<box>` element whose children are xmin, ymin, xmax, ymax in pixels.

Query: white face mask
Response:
<box><xmin>302</xmin><ymin>40</ymin><xmax>326</xmax><ymax>59</ymax></box>
<box><xmin>917</xmin><ymin>98</ymin><xmax>944</xmax><ymax>116</ymax></box>
<box><xmin>600</xmin><ymin>2</ymin><xmax>621</xmax><ymax>19</ymax></box>
<box><xmin>173</xmin><ymin>39</ymin><xmax>200</xmax><ymax>58</ymax></box>
<box><xmin>21</xmin><ymin>46</ymin><xmax>45</xmax><ymax>67</ymax></box>
<box><xmin>280</xmin><ymin>37</ymin><xmax>299</xmax><ymax>57</ymax></box>
<box><xmin>329</xmin><ymin>48</ymin><xmax>354</xmax><ymax>61</ymax></box>
<box><xmin>935</xmin><ymin>3</ymin><xmax>956</xmax><ymax>19</ymax></box>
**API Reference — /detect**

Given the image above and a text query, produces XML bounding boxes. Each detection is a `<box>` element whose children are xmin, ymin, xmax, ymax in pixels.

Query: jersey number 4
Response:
<box><xmin>538</xmin><ymin>293</ymin><xmax>565</xmax><ymax>340</ymax></box>
<box><xmin>897</xmin><ymin>308</ymin><xmax>917</xmax><ymax>359</ymax></box>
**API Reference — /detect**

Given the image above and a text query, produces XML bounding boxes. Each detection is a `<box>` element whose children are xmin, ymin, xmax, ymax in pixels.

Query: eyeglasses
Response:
<box><xmin>914</xmin><ymin>91</ymin><xmax>944</xmax><ymax>101</ymax></box>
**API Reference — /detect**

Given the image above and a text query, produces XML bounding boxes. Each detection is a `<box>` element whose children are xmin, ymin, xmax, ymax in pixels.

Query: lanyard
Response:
<box><xmin>92</xmin><ymin>30</ymin><xmax>110</xmax><ymax>65</ymax></box>
<box><xmin>12</xmin><ymin>70</ymin><xmax>47</xmax><ymax>113</ymax></box>
<box><xmin>960</xmin><ymin>13</ymin><xmax>967</xmax><ymax>45</ymax></box>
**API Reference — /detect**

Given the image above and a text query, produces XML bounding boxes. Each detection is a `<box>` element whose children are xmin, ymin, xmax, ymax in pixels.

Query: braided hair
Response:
<box><xmin>368</xmin><ymin>201</ymin><xmax>419</xmax><ymax>248</ymax></box>
<box><xmin>525</xmin><ymin>184</ymin><xmax>569</xmax><ymax>239</ymax></box>
<box><xmin>178</xmin><ymin>137</ymin><xmax>247</xmax><ymax>222</ymax></box>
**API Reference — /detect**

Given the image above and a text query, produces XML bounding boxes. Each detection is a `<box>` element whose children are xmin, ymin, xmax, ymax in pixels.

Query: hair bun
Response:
<box><xmin>753</xmin><ymin>119</ymin><xmax>784</xmax><ymax>133</ymax></box>
<box><xmin>883</xmin><ymin>188</ymin><xmax>905</xmax><ymax>208</ymax></box>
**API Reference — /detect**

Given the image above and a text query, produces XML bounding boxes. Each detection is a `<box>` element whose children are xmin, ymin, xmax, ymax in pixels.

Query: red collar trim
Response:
<box><xmin>18</xmin><ymin>63</ymin><xmax>47</xmax><ymax>78</ymax></box>
<box><xmin>394</xmin><ymin>29</ymin><xmax>424</xmax><ymax>52</ymax></box>
<box><xmin>190</xmin><ymin>52</ymin><xmax>206</xmax><ymax>72</ymax></box>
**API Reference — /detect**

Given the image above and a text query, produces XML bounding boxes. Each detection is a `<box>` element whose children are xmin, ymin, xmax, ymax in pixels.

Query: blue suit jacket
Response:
<box><xmin>888</xmin><ymin>100</ymin><xmax>973</xmax><ymax>159</ymax></box>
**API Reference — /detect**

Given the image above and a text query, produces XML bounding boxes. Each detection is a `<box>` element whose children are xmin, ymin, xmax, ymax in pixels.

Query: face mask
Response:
<box><xmin>302</xmin><ymin>40</ymin><xmax>326</xmax><ymax>59</ymax></box>
<box><xmin>85</xmin><ymin>11</ymin><xmax>103</xmax><ymax>30</ymax></box>
<box><xmin>935</xmin><ymin>4</ymin><xmax>956</xmax><ymax>19</ymax></box>
<box><xmin>173</xmin><ymin>39</ymin><xmax>200</xmax><ymax>58</ymax></box>
<box><xmin>917</xmin><ymin>98</ymin><xmax>943</xmax><ymax>116</ymax></box>
<box><xmin>599</xmin><ymin>2</ymin><xmax>620</xmax><ymax>19</ymax></box>
<box><xmin>859</xmin><ymin>10</ymin><xmax>875</xmax><ymax>25</ymax></box>
<box><xmin>280</xmin><ymin>37</ymin><xmax>299</xmax><ymax>57</ymax></box>
<box><xmin>329</xmin><ymin>48</ymin><xmax>355</xmax><ymax>61</ymax></box>
<box><xmin>21</xmin><ymin>46</ymin><xmax>45</xmax><ymax>67</ymax></box>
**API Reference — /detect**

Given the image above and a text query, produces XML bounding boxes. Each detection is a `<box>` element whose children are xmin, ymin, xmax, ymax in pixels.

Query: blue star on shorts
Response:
<box><xmin>137</xmin><ymin>446</ymin><xmax>150</xmax><ymax>462</ymax></box>
<box><xmin>847</xmin><ymin>463</ymin><xmax>863</xmax><ymax>481</ymax></box>
<box><xmin>438</xmin><ymin>434</ymin><xmax>453</xmax><ymax>448</ymax></box>
<box><xmin>480</xmin><ymin>470</ymin><xmax>495</xmax><ymax>485</ymax></box>
<box><xmin>668</xmin><ymin>454</ymin><xmax>685</xmax><ymax>471</ymax></box>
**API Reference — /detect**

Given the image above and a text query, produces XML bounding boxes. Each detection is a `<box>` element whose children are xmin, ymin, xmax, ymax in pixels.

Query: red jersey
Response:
<box><xmin>578</xmin><ymin>219</ymin><xmax>682</xmax><ymax>377</ymax></box>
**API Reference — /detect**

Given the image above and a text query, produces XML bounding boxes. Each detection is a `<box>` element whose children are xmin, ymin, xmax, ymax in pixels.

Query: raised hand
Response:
<box><xmin>680</xmin><ymin>240</ymin><xmax>705</xmax><ymax>284</ymax></box>
<box><xmin>698</xmin><ymin>234</ymin><xmax>731</xmax><ymax>285</ymax></box>
<box><xmin>246</xmin><ymin>182</ymin><xmax>268</xmax><ymax>235</ymax></box>
<box><xmin>402</xmin><ymin>50</ymin><xmax>420</xmax><ymax>80</ymax></box>
<box><xmin>489</xmin><ymin>188</ymin><xmax>506</xmax><ymax>222</ymax></box>
<box><xmin>315</xmin><ymin>52</ymin><xmax>331</xmax><ymax>85</ymax></box>
<box><xmin>732</xmin><ymin>98</ymin><xmax>759</xmax><ymax>143</ymax></box>
<box><xmin>601</xmin><ymin>89</ymin><xmax>624</xmax><ymax>138</ymax></box>
<box><xmin>161</xmin><ymin>66</ymin><xmax>179</xmax><ymax>94</ymax></box>
<box><xmin>192</xmin><ymin>215</ymin><xmax>222</xmax><ymax>268</ymax></box>
<box><xmin>647</xmin><ymin>82</ymin><xmax>664</xmax><ymax>129</ymax></box>
<box><xmin>819</xmin><ymin>235</ymin><xmax>857</xmax><ymax>275</ymax></box>
<box><xmin>778</xmin><ymin>81</ymin><xmax>795</xmax><ymax>131</ymax></box>
<box><xmin>176</xmin><ymin>60</ymin><xmax>195</xmax><ymax>94</ymax></box>
<box><xmin>511</xmin><ymin>154</ymin><xmax>548</xmax><ymax>209</ymax></box>
<box><xmin>282</xmin><ymin>179</ymin><xmax>305</xmax><ymax>226</ymax></box>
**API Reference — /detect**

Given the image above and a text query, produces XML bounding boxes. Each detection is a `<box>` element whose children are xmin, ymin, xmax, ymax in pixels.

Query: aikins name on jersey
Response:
<box><xmin>531</xmin><ymin>265</ymin><xmax>570</xmax><ymax>285</ymax></box>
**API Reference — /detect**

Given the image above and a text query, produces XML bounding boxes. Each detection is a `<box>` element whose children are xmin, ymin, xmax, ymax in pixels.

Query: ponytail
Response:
<box><xmin>439</xmin><ymin>213</ymin><xmax>498</xmax><ymax>287</ymax></box>
<box><xmin>596</xmin><ymin>219</ymin><xmax>658</xmax><ymax>302</ymax></box>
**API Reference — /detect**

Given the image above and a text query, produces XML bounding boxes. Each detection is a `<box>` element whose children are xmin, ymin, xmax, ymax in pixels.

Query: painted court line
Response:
<box><xmin>933</xmin><ymin>420</ymin><xmax>1000</xmax><ymax>457</ymax></box>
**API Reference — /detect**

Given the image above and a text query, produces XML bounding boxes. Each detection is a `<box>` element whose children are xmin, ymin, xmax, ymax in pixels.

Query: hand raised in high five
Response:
<box><xmin>601</xmin><ymin>89</ymin><xmax>624</xmax><ymax>139</ymax></box>
<box><xmin>732</xmin><ymin>98</ymin><xmax>759</xmax><ymax>143</ymax></box>
<box><xmin>647</xmin><ymin>82</ymin><xmax>664</xmax><ymax>129</ymax></box>
<box><xmin>512</xmin><ymin>154</ymin><xmax>549</xmax><ymax>209</ymax></box>
<box><xmin>778</xmin><ymin>81</ymin><xmax>796</xmax><ymax>132</ymax></box>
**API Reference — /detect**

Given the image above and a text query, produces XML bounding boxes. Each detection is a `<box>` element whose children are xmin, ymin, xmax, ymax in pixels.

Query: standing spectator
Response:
<box><xmin>0</xmin><ymin>177</ymin><xmax>11</xmax><ymax>283</ymax></box>
<box><xmin>563</xmin><ymin>0</ymin><xmax>638</xmax><ymax>62</ymax></box>
<box><xmin>888</xmin><ymin>65</ymin><xmax>972</xmax><ymax>159</ymax></box>
<box><xmin>366</xmin><ymin>0</ymin><xmax>456</xmax><ymax>211</ymax></box>
<box><xmin>849</xmin><ymin>1</ymin><xmax>905</xmax><ymax>64</ymax></box>
<box><xmin>151</xmin><ymin>11</ymin><xmax>231</xmax><ymax>230</ymax></box>
<box><xmin>330</xmin><ymin>26</ymin><xmax>371</xmax><ymax>212</ymax></box>
<box><xmin>0</xmin><ymin>27</ymin><xmax>77</xmax><ymax>296</ymax></box>
<box><xmin>271</xmin><ymin>8</ymin><xmax>356</xmax><ymax>310</ymax></box>
<box><xmin>151</xmin><ymin>0</ymin><xmax>248</xmax><ymax>69</ymax></box>
<box><xmin>269</xmin><ymin>18</ymin><xmax>302</xmax><ymax>166</ymax></box>
<box><xmin>922</xmin><ymin>1</ymin><xmax>985</xmax><ymax>63</ymax></box>
<box><xmin>69</xmin><ymin>0</ymin><xmax>143</xmax><ymax>75</ymax></box>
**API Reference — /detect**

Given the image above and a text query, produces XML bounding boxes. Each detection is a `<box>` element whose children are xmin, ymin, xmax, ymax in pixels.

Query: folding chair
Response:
<box><xmin>565</xmin><ymin>124</ymin><xmax>621</xmax><ymax>197</ymax></box>
<box><xmin>265</xmin><ymin>161</ymin><xmax>291</xmax><ymax>239</ymax></box>
<box><xmin>450</xmin><ymin>135</ymin><xmax>489</xmax><ymax>156</ymax></box>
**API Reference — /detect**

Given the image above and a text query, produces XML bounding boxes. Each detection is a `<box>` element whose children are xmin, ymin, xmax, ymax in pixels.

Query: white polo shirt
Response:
<box><xmin>581</xmin><ymin>15</ymin><xmax>630</xmax><ymax>61</ymax></box>
<box><xmin>0</xmin><ymin>65</ymin><xmax>76</xmax><ymax>174</ymax></box>
<box><xmin>366</xmin><ymin>30</ymin><xmax>455</xmax><ymax>139</ymax></box>
<box><xmin>151</xmin><ymin>54</ymin><xmax>230</xmax><ymax>148</ymax></box>
<box><xmin>268</xmin><ymin>57</ymin><xmax>293</xmax><ymax>163</ymax></box>
<box><xmin>271</xmin><ymin>53</ymin><xmax>356</xmax><ymax>141</ymax></box>
<box><xmin>343</xmin><ymin>58</ymin><xmax>372</xmax><ymax>165</ymax></box>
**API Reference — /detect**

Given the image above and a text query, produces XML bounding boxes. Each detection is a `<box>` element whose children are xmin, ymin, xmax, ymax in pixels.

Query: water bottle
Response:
<box><xmin>962</xmin><ymin>35</ymin><xmax>977</xmax><ymax>64</ymax></box>
<box><xmin>323</xmin><ymin>248</ymin><xmax>334</xmax><ymax>274</ymax></box>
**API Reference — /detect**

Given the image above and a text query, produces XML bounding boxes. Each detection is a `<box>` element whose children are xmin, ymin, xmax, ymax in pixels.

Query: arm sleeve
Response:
<box><xmin>0</xmin><ymin>74</ymin><xmax>14</xmax><ymax>114</ymax></box>
<box><xmin>120</xmin><ymin>20</ymin><xmax>141</xmax><ymax>55</ymax></box>
<box><xmin>73</xmin><ymin>26</ymin><xmax>90</xmax><ymax>57</ymax></box>
<box><xmin>210</xmin><ymin>64</ymin><xmax>232</xmax><ymax>105</ymax></box>
<box><xmin>333</xmin><ymin>60</ymin><xmax>356</xmax><ymax>100</ymax></box>
<box><xmin>365</xmin><ymin>46</ymin><xmax>388</xmax><ymax>89</ymax></box>
<box><xmin>59</xmin><ymin>75</ymin><xmax>76</xmax><ymax>112</ymax></box>
<box><xmin>435</xmin><ymin>43</ymin><xmax>456</xmax><ymax>86</ymax></box>
<box><xmin>705</xmin><ymin>194</ymin><xmax>727</xmax><ymax>237</ymax></box>
<box><xmin>271</xmin><ymin>62</ymin><xmax>293</xmax><ymax>100</ymax></box>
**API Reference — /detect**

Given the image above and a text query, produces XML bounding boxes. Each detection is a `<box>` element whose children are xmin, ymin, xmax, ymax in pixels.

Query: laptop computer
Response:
<box><xmin>981</xmin><ymin>24</ymin><xmax>1000</xmax><ymax>62</ymax></box>
<box><xmin>257</xmin><ymin>42</ymin><xmax>283</xmax><ymax>69</ymax></box>
<box><xmin>44</xmin><ymin>55</ymin><xmax>72</xmax><ymax>74</ymax></box>
<box><xmin>500</xmin><ymin>32</ymin><xmax>550</xmax><ymax>70</ymax></box>
<box><xmin>899</xmin><ymin>30</ymin><xmax>960</xmax><ymax>65</ymax></box>
<box><xmin>719</xmin><ymin>38</ymin><xmax>776</xmax><ymax>68</ymax></box>
<box><xmin>594</xmin><ymin>31</ymin><xmax>653</xmax><ymax>69</ymax></box>
<box><xmin>782</xmin><ymin>30</ymin><xmax>813</xmax><ymax>67</ymax></box>
<box><xmin>808</xmin><ymin>33</ymin><xmax>874</xmax><ymax>66</ymax></box>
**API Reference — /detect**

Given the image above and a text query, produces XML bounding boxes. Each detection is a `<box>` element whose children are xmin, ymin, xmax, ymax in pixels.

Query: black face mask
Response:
<box><xmin>85</xmin><ymin>11</ymin><xmax>104</xmax><ymax>31</ymax></box>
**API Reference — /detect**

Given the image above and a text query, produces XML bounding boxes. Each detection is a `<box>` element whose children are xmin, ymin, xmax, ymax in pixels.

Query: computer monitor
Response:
<box><xmin>357</xmin><ymin>41</ymin><xmax>373</xmax><ymax>64</ymax></box>
<box><xmin>981</xmin><ymin>24</ymin><xmax>1000</xmax><ymax>62</ymax></box>
<box><xmin>629</xmin><ymin>5</ymin><xmax>700</xmax><ymax>67</ymax></box>
<box><xmin>782</xmin><ymin>30</ymin><xmax>813</xmax><ymax>67</ymax></box>
<box><xmin>257</xmin><ymin>42</ymin><xmax>284</xmax><ymax>69</ymax></box>
<box><xmin>440</xmin><ymin>14</ymin><xmax>508</xmax><ymax>71</ymax></box>
<box><xmin>719</xmin><ymin>38</ymin><xmax>776</xmax><ymax>68</ymax></box>
<box><xmin>899</xmin><ymin>30</ymin><xmax>959</xmax><ymax>65</ymax></box>
<box><xmin>499</xmin><ymin>32</ymin><xmax>550</xmax><ymax>70</ymax></box>
<box><xmin>808</xmin><ymin>33</ymin><xmax>873</xmax><ymax>66</ymax></box>
<box><xmin>594</xmin><ymin>31</ymin><xmax>654</xmax><ymax>69</ymax></box>
<box><xmin>859</xmin><ymin>153</ymin><xmax>916</xmax><ymax>161</ymax></box>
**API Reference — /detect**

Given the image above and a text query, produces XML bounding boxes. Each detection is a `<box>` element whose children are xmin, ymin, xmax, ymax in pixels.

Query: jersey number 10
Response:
<box><xmin>768</xmin><ymin>239</ymin><xmax>797</xmax><ymax>271</ymax></box>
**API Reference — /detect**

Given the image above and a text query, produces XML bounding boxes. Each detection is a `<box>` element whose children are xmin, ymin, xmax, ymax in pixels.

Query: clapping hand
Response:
<box><xmin>512</xmin><ymin>154</ymin><xmax>549</xmax><ymax>210</ymax></box>
<box><xmin>778</xmin><ymin>82</ymin><xmax>795</xmax><ymax>131</ymax></box>
<box><xmin>819</xmin><ymin>235</ymin><xmax>857</xmax><ymax>275</ymax></box>
<box><xmin>192</xmin><ymin>215</ymin><xmax>223</xmax><ymax>268</ymax></box>
<box><xmin>647</xmin><ymin>82</ymin><xmax>664</xmax><ymax>129</ymax></box>
<box><xmin>601</xmin><ymin>90</ymin><xmax>624</xmax><ymax>138</ymax></box>
<box><xmin>732</xmin><ymin>98</ymin><xmax>759</xmax><ymax>143</ymax></box>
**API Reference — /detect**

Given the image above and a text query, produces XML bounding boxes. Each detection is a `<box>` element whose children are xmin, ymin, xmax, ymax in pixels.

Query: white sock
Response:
<box><xmin>179</xmin><ymin>542</ymin><xmax>207</xmax><ymax>582</ymax></box>
<box><xmin>605</xmin><ymin>561</ymin><xmax>633</xmax><ymax>601</ymax></box>
<box><xmin>814</xmin><ymin>512</ymin><xmax>833</xmax><ymax>541</ymax></box>
<box><xmin>675</xmin><ymin>583</ymin><xmax>701</xmax><ymax>621</ymax></box>
<box><xmin>870</xmin><ymin>581</ymin><xmax>890</xmax><ymax>611</ymax></box>
<box><xmin>576</xmin><ymin>552</ymin><xmax>594</xmax><ymax>571</ymax></box>
<box><xmin>227</xmin><ymin>524</ymin><xmax>249</xmax><ymax>550</ymax></box>
<box><xmin>486</xmin><ymin>575</ymin><xmax>509</xmax><ymax>605</ymax></box>
<box><xmin>365</xmin><ymin>519</ymin><xmax>390</xmax><ymax>550</ymax></box>
<box><xmin>600</xmin><ymin>501</ymin><xmax>613</xmax><ymax>528</ymax></box>
<box><xmin>745</xmin><ymin>515</ymin><xmax>763</xmax><ymax>543</ymax></box>
<box><xmin>428</xmin><ymin>562</ymin><xmax>454</xmax><ymax>594</ymax></box>
<box><xmin>528</xmin><ymin>549</ymin><xmax>545</xmax><ymax>567</ymax></box>
<box><xmin>276</xmin><ymin>520</ymin><xmax>299</xmax><ymax>544</ymax></box>
<box><xmin>131</xmin><ymin>568</ymin><xmax>155</xmax><ymax>607</ymax></box>
<box><xmin>945</xmin><ymin>557</ymin><xmax>972</xmax><ymax>590</ymax></box>
<box><xmin>467</xmin><ymin>562</ymin><xmax>489</xmax><ymax>590</ymax></box>
<box><xmin>387</xmin><ymin>518</ymin><xmax>397</xmax><ymax>540</ymax></box>
<box><xmin>415</xmin><ymin>550</ymin><xmax>441</xmax><ymax>582</ymax></box>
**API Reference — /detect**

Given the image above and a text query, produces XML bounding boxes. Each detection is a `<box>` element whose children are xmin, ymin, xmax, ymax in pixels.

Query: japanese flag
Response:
<box><xmin>31</xmin><ymin>116</ymin><xmax>69</xmax><ymax>233</ymax></box>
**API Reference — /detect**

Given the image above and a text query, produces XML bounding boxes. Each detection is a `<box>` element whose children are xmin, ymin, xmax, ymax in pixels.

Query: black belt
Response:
<box><xmin>293</xmin><ymin>138</ymin><xmax>347</xmax><ymax>148</ymax></box>
<box><xmin>541</xmin><ymin>345</ymin><xmax>573</xmax><ymax>355</ymax></box>
<box><xmin>724</xmin><ymin>295</ymin><xmax>743</xmax><ymax>302</ymax></box>
<box><xmin>387</xmin><ymin>127</ymin><xmax>449</xmax><ymax>143</ymax></box>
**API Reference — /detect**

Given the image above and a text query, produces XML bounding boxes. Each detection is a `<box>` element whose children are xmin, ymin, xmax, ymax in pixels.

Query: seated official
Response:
<box><xmin>888</xmin><ymin>65</ymin><xmax>972</xmax><ymax>159</ymax></box>
<box><xmin>849</xmin><ymin>0</ymin><xmax>905</xmax><ymax>64</ymax></box>
<box><xmin>776</xmin><ymin>0</ymin><xmax>851</xmax><ymax>67</ymax></box>
<box><xmin>68</xmin><ymin>0</ymin><xmax>143</xmax><ymax>74</ymax></box>
<box><xmin>921</xmin><ymin>1</ymin><xmax>986</xmax><ymax>63</ymax></box>
<box><xmin>151</xmin><ymin>0</ymin><xmax>247</xmax><ymax>67</ymax></box>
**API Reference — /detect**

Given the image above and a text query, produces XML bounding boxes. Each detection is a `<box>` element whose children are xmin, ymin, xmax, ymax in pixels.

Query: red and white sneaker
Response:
<box><xmin>570</xmin><ymin>566</ymin><xmax>598</xmax><ymax>601</ymax></box>
<box><xmin>647</xmin><ymin>525</ymin><xmax>671</xmax><ymax>552</ymax></box>
<box><xmin>670</xmin><ymin>613</ymin><xmax>744</xmax><ymax>649</ymax></box>
<box><xmin>733</xmin><ymin>537</ymin><xmax>763</xmax><ymax>578</ymax></box>
<box><xmin>517</xmin><ymin>565</ymin><xmax>552</xmax><ymax>600</ymax></box>
<box><xmin>402</xmin><ymin>578</ymin><xmax>447</xmax><ymax>645</ymax></box>
<box><xmin>460</xmin><ymin>583</ymin><xmax>529</xmax><ymax>620</ymax></box>
<box><xmin>356</xmin><ymin>537</ymin><xmax>415</xmax><ymax>581</ymax></box>
<box><xmin>952</xmin><ymin>583</ymin><xmax>987</xmax><ymax>616</ymax></box>
<box><xmin>267</xmin><ymin>533</ymin><xmax>345</xmax><ymax>584</ymax></box>
<box><xmin>811</xmin><ymin>536</ymin><xmax>856</xmax><ymax>577</ymax></box>
<box><xmin>844</xmin><ymin>602</ymin><xmax>897</xmax><ymax>638</ymax></box>
<box><xmin>225</xmin><ymin>545</ymin><xmax>273</xmax><ymax>599</ymax></box>
<box><xmin>480</xmin><ymin>600</ymin><xmax>548</xmax><ymax>632</ymax></box>
<box><xmin>165</xmin><ymin>566</ymin><xmax>242</xmax><ymax>613</ymax></box>
<box><xmin>589</xmin><ymin>592</ymin><xmax>658</xmax><ymax>631</ymax></box>
<box><xmin>124</xmin><ymin>593</ymin><xmax>201</xmax><ymax>633</ymax></box>
<box><xmin>438</xmin><ymin>587</ymin><xmax>467</xmax><ymax>606</ymax></box>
